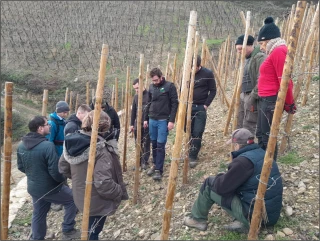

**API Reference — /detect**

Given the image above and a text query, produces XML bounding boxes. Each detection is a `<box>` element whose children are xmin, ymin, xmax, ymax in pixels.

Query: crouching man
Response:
<box><xmin>183</xmin><ymin>128</ymin><xmax>283</xmax><ymax>232</ymax></box>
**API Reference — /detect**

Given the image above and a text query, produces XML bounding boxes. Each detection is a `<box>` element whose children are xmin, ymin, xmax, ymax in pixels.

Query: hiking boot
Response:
<box><xmin>141</xmin><ymin>163</ymin><xmax>149</xmax><ymax>170</ymax></box>
<box><xmin>183</xmin><ymin>216</ymin><xmax>207</xmax><ymax>231</ymax></box>
<box><xmin>51</xmin><ymin>203</ymin><xmax>63</xmax><ymax>211</ymax></box>
<box><xmin>223</xmin><ymin>220</ymin><xmax>248</xmax><ymax>233</ymax></box>
<box><xmin>189</xmin><ymin>158</ymin><xmax>198</xmax><ymax>168</ymax></box>
<box><xmin>61</xmin><ymin>229</ymin><xmax>81</xmax><ymax>240</ymax></box>
<box><xmin>152</xmin><ymin>170</ymin><xmax>162</xmax><ymax>180</ymax></box>
<box><xmin>147</xmin><ymin>166</ymin><xmax>155</xmax><ymax>176</ymax></box>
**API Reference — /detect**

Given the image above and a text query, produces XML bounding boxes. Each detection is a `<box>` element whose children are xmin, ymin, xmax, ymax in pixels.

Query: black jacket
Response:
<box><xmin>193</xmin><ymin>67</ymin><xmax>217</xmax><ymax>106</ymax></box>
<box><xmin>144</xmin><ymin>78</ymin><xmax>178</xmax><ymax>123</ymax></box>
<box><xmin>131</xmin><ymin>89</ymin><xmax>149</xmax><ymax>129</ymax></box>
<box><xmin>64</xmin><ymin>114</ymin><xmax>82</xmax><ymax>136</ymax></box>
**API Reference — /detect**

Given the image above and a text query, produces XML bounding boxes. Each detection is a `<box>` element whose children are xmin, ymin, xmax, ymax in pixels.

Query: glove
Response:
<box><xmin>284</xmin><ymin>103</ymin><xmax>297</xmax><ymax>114</ymax></box>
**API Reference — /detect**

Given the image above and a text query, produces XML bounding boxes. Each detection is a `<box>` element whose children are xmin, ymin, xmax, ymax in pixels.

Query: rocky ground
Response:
<box><xmin>7</xmin><ymin>76</ymin><xmax>319</xmax><ymax>240</ymax></box>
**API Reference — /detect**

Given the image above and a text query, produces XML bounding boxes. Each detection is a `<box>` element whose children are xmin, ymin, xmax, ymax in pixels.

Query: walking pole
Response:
<box><xmin>182</xmin><ymin>31</ymin><xmax>200</xmax><ymax>185</ymax></box>
<box><xmin>1</xmin><ymin>82</ymin><xmax>13</xmax><ymax>240</ymax></box>
<box><xmin>81</xmin><ymin>44</ymin><xmax>109</xmax><ymax>240</ymax></box>
<box><xmin>133</xmin><ymin>54</ymin><xmax>144</xmax><ymax>205</ymax></box>
<box><xmin>248</xmin><ymin>2</ymin><xmax>306</xmax><ymax>239</ymax></box>
<box><xmin>122</xmin><ymin>66</ymin><xmax>130</xmax><ymax>172</ymax></box>
<box><xmin>42</xmin><ymin>89</ymin><xmax>48</xmax><ymax>116</ymax></box>
<box><xmin>160</xmin><ymin>10</ymin><xmax>197</xmax><ymax>240</ymax></box>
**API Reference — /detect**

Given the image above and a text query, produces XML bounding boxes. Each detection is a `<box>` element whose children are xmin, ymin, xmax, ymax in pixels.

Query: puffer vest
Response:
<box><xmin>233</xmin><ymin>144</ymin><xmax>283</xmax><ymax>226</ymax></box>
<box><xmin>241</xmin><ymin>57</ymin><xmax>253</xmax><ymax>93</ymax></box>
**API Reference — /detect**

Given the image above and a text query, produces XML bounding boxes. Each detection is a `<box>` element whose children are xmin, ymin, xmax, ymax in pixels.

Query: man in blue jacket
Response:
<box><xmin>17</xmin><ymin>116</ymin><xmax>79</xmax><ymax>240</ymax></box>
<box><xmin>183</xmin><ymin>128</ymin><xmax>283</xmax><ymax>232</ymax></box>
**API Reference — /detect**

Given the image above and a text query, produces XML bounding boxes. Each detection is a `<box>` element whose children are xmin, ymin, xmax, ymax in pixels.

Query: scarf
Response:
<box><xmin>266</xmin><ymin>37</ymin><xmax>286</xmax><ymax>55</ymax></box>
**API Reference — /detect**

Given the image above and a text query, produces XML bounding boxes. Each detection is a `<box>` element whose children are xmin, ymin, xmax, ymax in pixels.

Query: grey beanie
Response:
<box><xmin>56</xmin><ymin>101</ymin><xmax>70</xmax><ymax>113</ymax></box>
<box><xmin>258</xmin><ymin>17</ymin><xmax>281</xmax><ymax>41</ymax></box>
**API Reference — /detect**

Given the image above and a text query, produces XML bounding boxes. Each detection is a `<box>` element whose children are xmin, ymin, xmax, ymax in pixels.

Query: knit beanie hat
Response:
<box><xmin>56</xmin><ymin>101</ymin><xmax>70</xmax><ymax>113</ymax></box>
<box><xmin>258</xmin><ymin>17</ymin><xmax>281</xmax><ymax>41</ymax></box>
<box><xmin>235</xmin><ymin>34</ymin><xmax>255</xmax><ymax>46</ymax></box>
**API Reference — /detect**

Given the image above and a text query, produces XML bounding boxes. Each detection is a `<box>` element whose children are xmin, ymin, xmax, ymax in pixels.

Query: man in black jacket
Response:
<box><xmin>183</xmin><ymin>128</ymin><xmax>283</xmax><ymax>232</ymax></box>
<box><xmin>64</xmin><ymin>104</ymin><xmax>91</xmax><ymax>136</ymax></box>
<box><xmin>130</xmin><ymin>78</ymin><xmax>151</xmax><ymax>170</ymax></box>
<box><xmin>17</xmin><ymin>116</ymin><xmax>79</xmax><ymax>240</ymax></box>
<box><xmin>189</xmin><ymin>56</ymin><xmax>217</xmax><ymax>168</ymax></box>
<box><xmin>143</xmin><ymin>68</ymin><xmax>178</xmax><ymax>180</ymax></box>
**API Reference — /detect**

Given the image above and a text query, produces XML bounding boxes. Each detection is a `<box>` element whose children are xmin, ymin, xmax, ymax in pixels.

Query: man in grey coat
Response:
<box><xmin>17</xmin><ymin>116</ymin><xmax>79</xmax><ymax>240</ymax></box>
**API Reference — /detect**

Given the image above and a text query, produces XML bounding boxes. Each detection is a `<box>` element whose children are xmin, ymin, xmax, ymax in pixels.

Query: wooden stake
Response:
<box><xmin>183</xmin><ymin>31</ymin><xmax>199</xmax><ymax>184</ymax></box>
<box><xmin>91</xmin><ymin>88</ymin><xmax>95</xmax><ymax>103</ymax></box>
<box><xmin>111</xmin><ymin>85</ymin><xmax>115</xmax><ymax>107</ymax></box>
<box><xmin>121</xmin><ymin>84</ymin><xmax>124</xmax><ymax>110</ymax></box>
<box><xmin>75</xmin><ymin>93</ymin><xmax>79</xmax><ymax>113</ymax></box>
<box><xmin>165</xmin><ymin>52</ymin><xmax>171</xmax><ymax>80</ymax></box>
<box><xmin>81</xmin><ymin>44</ymin><xmax>109</xmax><ymax>240</ymax></box>
<box><xmin>42</xmin><ymin>89</ymin><xmax>48</xmax><ymax>116</ymax></box>
<box><xmin>248</xmin><ymin>2</ymin><xmax>306</xmax><ymax>239</ymax></box>
<box><xmin>133</xmin><ymin>54</ymin><xmax>144</xmax><ymax>205</ymax></box>
<box><xmin>160</xmin><ymin>10</ymin><xmax>197</xmax><ymax>240</ymax></box>
<box><xmin>65</xmin><ymin>87</ymin><xmax>69</xmax><ymax>103</ymax></box>
<box><xmin>232</xmin><ymin>12</ymin><xmax>251</xmax><ymax>132</ymax></box>
<box><xmin>86</xmin><ymin>82</ymin><xmax>90</xmax><ymax>105</ymax></box>
<box><xmin>122</xmin><ymin>66</ymin><xmax>130</xmax><ymax>173</ymax></box>
<box><xmin>279</xmin><ymin>2</ymin><xmax>319</xmax><ymax>154</ymax></box>
<box><xmin>172</xmin><ymin>54</ymin><xmax>177</xmax><ymax>87</ymax></box>
<box><xmin>114</xmin><ymin>78</ymin><xmax>118</xmax><ymax>111</ymax></box>
<box><xmin>1</xmin><ymin>82</ymin><xmax>13</xmax><ymax>240</ymax></box>
<box><xmin>222</xmin><ymin>35</ymin><xmax>231</xmax><ymax>99</ymax></box>
<box><xmin>69</xmin><ymin>91</ymin><xmax>73</xmax><ymax>114</ymax></box>
<box><xmin>240</xmin><ymin>11</ymin><xmax>246</xmax><ymax>28</ymax></box>
<box><xmin>201</xmin><ymin>37</ymin><xmax>206</xmax><ymax>67</ymax></box>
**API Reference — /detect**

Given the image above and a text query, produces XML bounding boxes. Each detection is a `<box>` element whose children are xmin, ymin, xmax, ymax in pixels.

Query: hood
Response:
<box><xmin>63</xmin><ymin>132</ymin><xmax>106</xmax><ymax>165</ymax></box>
<box><xmin>50</xmin><ymin>112</ymin><xmax>65</xmax><ymax>123</ymax></box>
<box><xmin>22</xmin><ymin>132</ymin><xmax>47</xmax><ymax>149</ymax></box>
<box><xmin>66</xmin><ymin>113</ymin><xmax>81</xmax><ymax>126</ymax></box>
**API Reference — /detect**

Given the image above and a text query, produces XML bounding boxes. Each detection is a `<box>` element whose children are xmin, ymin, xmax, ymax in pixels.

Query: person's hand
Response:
<box><xmin>143</xmin><ymin>121</ymin><xmax>148</xmax><ymax>128</ymax></box>
<box><xmin>284</xmin><ymin>103</ymin><xmax>297</xmax><ymax>114</ymax></box>
<box><xmin>202</xmin><ymin>174</ymin><xmax>209</xmax><ymax>182</ymax></box>
<box><xmin>204</xmin><ymin>105</ymin><xmax>208</xmax><ymax>111</ymax></box>
<box><xmin>130</xmin><ymin>126</ymin><xmax>134</xmax><ymax>132</ymax></box>
<box><xmin>168</xmin><ymin>122</ymin><xmax>174</xmax><ymax>131</ymax></box>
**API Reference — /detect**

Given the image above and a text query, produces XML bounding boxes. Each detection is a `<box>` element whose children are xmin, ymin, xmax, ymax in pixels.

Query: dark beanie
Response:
<box><xmin>235</xmin><ymin>34</ymin><xmax>255</xmax><ymax>46</ymax></box>
<box><xmin>56</xmin><ymin>101</ymin><xmax>70</xmax><ymax>113</ymax></box>
<box><xmin>258</xmin><ymin>17</ymin><xmax>280</xmax><ymax>41</ymax></box>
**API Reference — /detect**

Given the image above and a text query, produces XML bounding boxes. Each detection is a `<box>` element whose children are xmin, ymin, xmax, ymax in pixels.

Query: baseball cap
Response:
<box><xmin>226</xmin><ymin>128</ymin><xmax>254</xmax><ymax>145</ymax></box>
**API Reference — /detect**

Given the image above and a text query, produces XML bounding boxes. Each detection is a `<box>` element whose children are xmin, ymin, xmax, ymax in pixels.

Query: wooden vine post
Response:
<box><xmin>86</xmin><ymin>82</ymin><xmax>90</xmax><ymax>105</ymax></box>
<box><xmin>160</xmin><ymin>10</ymin><xmax>197</xmax><ymax>240</ymax></box>
<box><xmin>91</xmin><ymin>88</ymin><xmax>95</xmax><ymax>103</ymax></box>
<box><xmin>183</xmin><ymin>31</ymin><xmax>199</xmax><ymax>185</ymax></box>
<box><xmin>133</xmin><ymin>54</ymin><xmax>144</xmax><ymax>205</ymax></box>
<box><xmin>114</xmin><ymin>77</ymin><xmax>118</xmax><ymax>112</ymax></box>
<box><xmin>165</xmin><ymin>52</ymin><xmax>171</xmax><ymax>80</ymax></box>
<box><xmin>248</xmin><ymin>2</ymin><xmax>306</xmax><ymax>239</ymax></box>
<box><xmin>75</xmin><ymin>93</ymin><xmax>79</xmax><ymax>113</ymax></box>
<box><xmin>201</xmin><ymin>37</ymin><xmax>206</xmax><ymax>67</ymax></box>
<box><xmin>80</xmin><ymin>44</ymin><xmax>109</xmax><ymax>240</ymax></box>
<box><xmin>232</xmin><ymin>11</ymin><xmax>251</xmax><ymax>132</ymax></box>
<box><xmin>65</xmin><ymin>87</ymin><xmax>69</xmax><ymax>103</ymax></box>
<box><xmin>42</xmin><ymin>89</ymin><xmax>48</xmax><ymax>116</ymax></box>
<box><xmin>1</xmin><ymin>82</ymin><xmax>13</xmax><ymax>240</ymax></box>
<box><xmin>121</xmin><ymin>84</ymin><xmax>124</xmax><ymax>110</ymax></box>
<box><xmin>69</xmin><ymin>91</ymin><xmax>73</xmax><ymax>114</ymax></box>
<box><xmin>172</xmin><ymin>53</ymin><xmax>177</xmax><ymax>87</ymax></box>
<box><xmin>122</xmin><ymin>66</ymin><xmax>130</xmax><ymax>173</ymax></box>
<box><xmin>111</xmin><ymin>85</ymin><xmax>115</xmax><ymax>106</ymax></box>
<box><xmin>279</xmin><ymin>2</ymin><xmax>319</xmax><ymax>154</ymax></box>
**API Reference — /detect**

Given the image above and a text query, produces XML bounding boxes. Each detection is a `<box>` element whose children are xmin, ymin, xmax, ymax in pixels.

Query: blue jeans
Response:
<box><xmin>88</xmin><ymin>216</ymin><xmax>107</xmax><ymax>240</ymax></box>
<box><xmin>31</xmin><ymin>185</ymin><xmax>78</xmax><ymax>240</ymax></box>
<box><xmin>149</xmin><ymin>119</ymin><xmax>168</xmax><ymax>174</ymax></box>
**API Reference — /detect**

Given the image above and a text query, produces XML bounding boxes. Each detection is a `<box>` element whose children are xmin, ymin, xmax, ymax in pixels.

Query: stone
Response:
<box><xmin>264</xmin><ymin>234</ymin><xmax>274</xmax><ymax>240</ymax></box>
<box><xmin>282</xmin><ymin>228</ymin><xmax>293</xmax><ymax>235</ymax></box>
<box><xmin>199</xmin><ymin>231</ymin><xmax>207</xmax><ymax>236</ymax></box>
<box><xmin>114</xmin><ymin>230</ymin><xmax>121</xmax><ymax>238</ymax></box>
<box><xmin>298</xmin><ymin>181</ymin><xmax>306</xmax><ymax>188</ymax></box>
<box><xmin>150</xmin><ymin>232</ymin><xmax>161</xmax><ymax>240</ymax></box>
<box><xmin>276</xmin><ymin>231</ymin><xmax>286</xmax><ymax>238</ymax></box>
<box><xmin>175</xmin><ymin>192</ymin><xmax>181</xmax><ymax>198</ymax></box>
<box><xmin>285</xmin><ymin>206</ymin><xmax>293</xmax><ymax>217</ymax></box>
<box><xmin>298</xmin><ymin>186</ymin><xmax>306</xmax><ymax>194</ymax></box>
<box><xmin>138</xmin><ymin>229</ymin><xmax>145</xmax><ymax>237</ymax></box>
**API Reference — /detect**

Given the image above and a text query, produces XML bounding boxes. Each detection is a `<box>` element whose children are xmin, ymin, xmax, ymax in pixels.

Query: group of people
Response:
<box><xmin>17</xmin><ymin>16</ymin><xmax>294</xmax><ymax>239</ymax></box>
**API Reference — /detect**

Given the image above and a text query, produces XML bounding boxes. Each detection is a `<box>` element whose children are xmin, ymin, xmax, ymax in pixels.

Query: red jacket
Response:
<box><xmin>258</xmin><ymin>45</ymin><xmax>294</xmax><ymax>105</ymax></box>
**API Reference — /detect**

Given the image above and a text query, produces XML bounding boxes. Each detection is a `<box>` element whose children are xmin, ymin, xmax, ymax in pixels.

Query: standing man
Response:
<box><xmin>130</xmin><ymin>78</ymin><xmax>151</xmax><ymax>170</ymax></box>
<box><xmin>47</xmin><ymin>101</ymin><xmax>70</xmax><ymax>157</ymax></box>
<box><xmin>183</xmin><ymin>128</ymin><xmax>283</xmax><ymax>232</ymax></box>
<box><xmin>64</xmin><ymin>104</ymin><xmax>91</xmax><ymax>136</ymax></box>
<box><xmin>235</xmin><ymin>34</ymin><xmax>266</xmax><ymax>135</ymax></box>
<box><xmin>188</xmin><ymin>56</ymin><xmax>217</xmax><ymax>168</ymax></box>
<box><xmin>143</xmin><ymin>67</ymin><xmax>178</xmax><ymax>180</ymax></box>
<box><xmin>17</xmin><ymin>116</ymin><xmax>79</xmax><ymax>240</ymax></box>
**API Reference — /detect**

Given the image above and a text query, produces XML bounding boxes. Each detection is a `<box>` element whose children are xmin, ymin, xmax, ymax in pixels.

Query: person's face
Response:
<box><xmin>39</xmin><ymin>120</ymin><xmax>51</xmax><ymax>135</ymax></box>
<box><xmin>58</xmin><ymin>111</ymin><xmax>69</xmax><ymax>119</ymax></box>
<box><xmin>133</xmin><ymin>83</ymin><xmax>139</xmax><ymax>94</ymax></box>
<box><xmin>235</xmin><ymin>45</ymin><xmax>253</xmax><ymax>57</ymax></box>
<box><xmin>258</xmin><ymin>40</ymin><xmax>269</xmax><ymax>53</ymax></box>
<box><xmin>151</xmin><ymin>75</ymin><xmax>162</xmax><ymax>86</ymax></box>
<box><xmin>77</xmin><ymin>111</ymin><xmax>89</xmax><ymax>121</ymax></box>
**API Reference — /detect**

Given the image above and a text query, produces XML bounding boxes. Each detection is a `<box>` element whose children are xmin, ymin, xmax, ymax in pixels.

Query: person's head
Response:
<box><xmin>235</xmin><ymin>35</ymin><xmax>255</xmax><ymax>57</ymax></box>
<box><xmin>132</xmin><ymin>78</ymin><xmax>141</xmax><ymax>94</ymax></box>
<box><xmin>226</xmin><ymin>128</ymin><xmax>254</xmax><ymax>151</ymax></box>
<box><xmin>81</xmin><ymin>110</ymin><xmax>111</xmax><ymax>136</ymax></box>
<box><xmin>76</xmin><ymin>104</ymin><xmax>91</xmax><ymax>121</ymax></box>
<box><xmin>258</xmin><ymin>17</ymin><xmax>281</xmax><ymax>52</ymax></box>
<box><xmin>56</xmin><ymin>101</ymin><xmax>70</xmax><ymax>119</ymax></box>
<box><xmin>149</xmin><ymin>67</ymin><xmax>163</xmax><ymax>86</ymax></box>
<box><xmin>28</xmin><ymin>116</ymin><xmax>50</xmax><ymax>136</ymax></box>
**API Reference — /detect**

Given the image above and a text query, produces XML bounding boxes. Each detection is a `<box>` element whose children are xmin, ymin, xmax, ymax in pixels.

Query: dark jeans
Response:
<box><xmin>88</xmin><ymin>216</ymin><xmax>107</xmax><ymax>240</ymax></box>
<box><xmin>256</xmin><ymin>95</ymin><xmax>278</xmax><ymax>161</ymax></box>
<box><xmin>134</xmin><ymin>126</ymin><xmax>151</xmax><ymax>166</ymax></box>
<box><xmin>31</xmin><ymin>185</ymin><xmax>78</xmax><ymax>240</ymax></box>
<box><xmin>189</xmin><ymin>105</ymin><xmax>207</xmax><ymax>160</ymax></box>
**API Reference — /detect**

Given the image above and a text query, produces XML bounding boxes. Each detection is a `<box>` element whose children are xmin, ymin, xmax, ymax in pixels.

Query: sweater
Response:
<box><xmin>193</xmin><ymin>67</ymin><xmax>217</xmax><ymax>106</ymax></box>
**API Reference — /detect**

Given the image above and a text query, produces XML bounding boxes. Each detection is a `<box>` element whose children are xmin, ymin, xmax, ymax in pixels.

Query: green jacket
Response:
<box><xmin>248</xmin><ymin>46</ymin><xmax>266</xmax><ymax>100</ymax></box>
<box><xmin>17</xmin><ymin>132</ymin><xmax>65</xmax><ymax>197</ymax></box>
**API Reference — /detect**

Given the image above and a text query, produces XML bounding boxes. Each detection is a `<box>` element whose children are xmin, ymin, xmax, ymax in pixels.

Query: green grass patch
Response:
<box><xmin>302</xmin><ymin>124</ymin><xmax>314</xmax><ymax>130</ymax></box>
<box><xmin>219</xmin><ymin>161</ymin><xmax>228</xmax><ymax>172</ymax></box>
<box><xmin>208</xmin><ymin>215</ymin><xmax>220</xmax><ymax>224</ymax></box>
<box><xmin>273</xmin><ymin>215</ymin><xmax>299</xmax><ymax>231</ymax></box>
<box><xmin>278</xmin><ymin>151</ymin><xmax>303</xmax><ymax>165</ymax></box>
<box><xmin>312</xmin><ymin>75</ymin><xmax>319</xmax><ymax>81</ymax></box>
<box><xmin>11</xmin><ymin>212</ymin><xmax>32</xmax><ymax>226</ymax></box>
<box><xmin>216</xmin><ymin>231</ymin><xmax>247</xmax><ymax>240</ymax></box>
<box><xmin>178</xmin><ymin>233</ymin><xmax>193</xmax><ymax>240</ymax></box>
<box><xmin>195</xmin><ymin>170</ymin><xmax>206</xmax><ymax>179</ymax></box>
